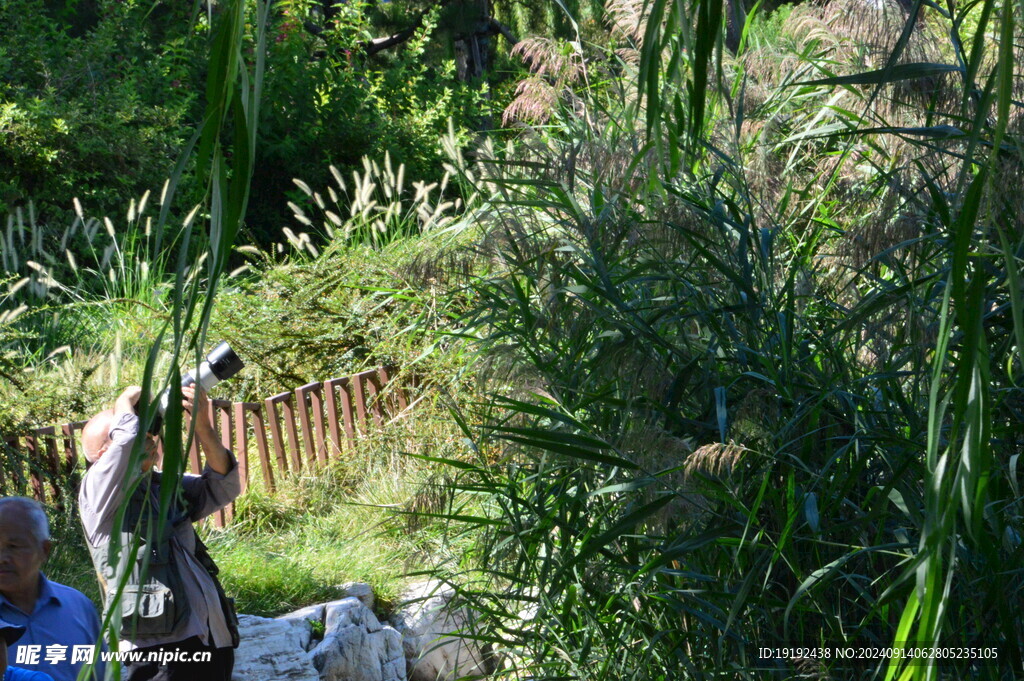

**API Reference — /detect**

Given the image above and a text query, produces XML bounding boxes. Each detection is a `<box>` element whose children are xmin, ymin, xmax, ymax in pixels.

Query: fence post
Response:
<box><xmin>323</xmin><ymin>379</ymin><xmax>343</xmax><ymax>459</ymax></box>
<box><xmin>214</xmin><ymin>399</ymin><xmax>234</xmax><ymax>526</ymax></box>
<box><xmin>365</xmin><ymin>371</ymin><xmax>386</xmax><ymax>427</ymax></box>
<box><xmin>295</xmin><ymin>382</ymin><xmax>326</xmax><ymax>470</ymax></box>
<box><xmin>352</xmin><ymin>373</ymin><xmax>368</xmax><ymax>432</ymax></box>
<box><xmin>279</xmin><ymin>393</ymin><xmax>303</xmax><ymax>473</ymax></box>
<box><xmin>336</xmin><ymin>377</ymin><xmax>357</xmax><ymax>449</ymax></box>
<box><xmin>233</xmin><ymin>402</ymin><xmax>249</xmax><ymax>495</ymax></box>
<box><xmin>310</xmin><ymin>384</ymin><xmax>328</xmax><ymax>467</ymax></box>
<box><xmin>24</xmin><ymin>433</ymin><xmax>45</xmax><ymax>503</ymax></box>
<box><xmin>62</xmin><ymin>422</ymin><xmax>86</xmax><ymax>479</ymax></box>
<box><xmin>247</xmin><ymin>403</ymin><xmax>275</xmax><ymax>492</ymax></box>
<box><xmin>264</xmin><ymin>394</ymin><xmax>289</xmax><ymax>478</ymax></box>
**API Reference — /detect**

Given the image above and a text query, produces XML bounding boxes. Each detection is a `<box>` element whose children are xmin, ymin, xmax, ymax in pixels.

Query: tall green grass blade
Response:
<box><xmin>795</xmin><ymin>63</ymin><xmax>962</xmax><ymax>87</ymax></box>
<box><xmin>691</xmin><ymin>0</ymin><xmax>723</xmax><ymax>145</ymax></box>
<box><xmin>79</xmin><ymin>0</ymin><xmax>271</xmax><ymax>676</ymax></box>
<box><xmin>996</xmin><ymin>226</ymin><xmax>1024</xmax><ymax>369</ymax></box>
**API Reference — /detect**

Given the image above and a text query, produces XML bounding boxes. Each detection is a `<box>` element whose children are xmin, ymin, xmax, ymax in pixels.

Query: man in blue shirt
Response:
<box><xmin>2</xmin><ymin>616</ymin><xmax>53</xmax><ymax>681</ymax></box>
<box><xmin>0</xmin><ymin>498</ymin><xmax>101</xmax><ymax>681</ymax></box>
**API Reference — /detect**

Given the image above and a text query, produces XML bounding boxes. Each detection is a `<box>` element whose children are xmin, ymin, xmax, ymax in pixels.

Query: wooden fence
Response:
<box><xmin>0</xmin><ymin>366</ymin><xmax>411</xmax><ymax>526</ymax></box>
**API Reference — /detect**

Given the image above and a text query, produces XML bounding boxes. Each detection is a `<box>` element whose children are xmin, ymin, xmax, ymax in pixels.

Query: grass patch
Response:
<box><xmin>205</xmin><ymin>536</ymin><xmax>349</xmax><ymax>617</ymax></box>
<box><xmin>204</xmin><ymin>404</ymin><xmax>471</xmax><ymax>617</ymax></box>
<box><xmin>45</xmin><ymin>507</ymin><xmax>103</xmax><ymax>607</ymax></box>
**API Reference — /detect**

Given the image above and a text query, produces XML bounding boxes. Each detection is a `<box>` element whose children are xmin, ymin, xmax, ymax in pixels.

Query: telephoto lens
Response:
<box><xmin>148</xmin><ymin>342</ymin><xmax>245</xmax><ymax>434</ymax></box>
<box><xmin>181</xmin><ymin>342</ymin><xmax>246</xmax><ymax>391</ymax></box>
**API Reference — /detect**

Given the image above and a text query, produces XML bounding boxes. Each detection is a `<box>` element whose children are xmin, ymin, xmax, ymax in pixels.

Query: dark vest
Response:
<box><xmin>87</xmin><ymin>472</ymin><xmax>238</xmax><ymax>645</ymax></box>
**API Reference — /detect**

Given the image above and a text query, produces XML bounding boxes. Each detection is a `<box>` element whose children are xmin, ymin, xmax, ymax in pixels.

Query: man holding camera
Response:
<box><xmin>79</xmin><ymin>385</ymin><xmax>240</xmax><ymax>681</ymax></box>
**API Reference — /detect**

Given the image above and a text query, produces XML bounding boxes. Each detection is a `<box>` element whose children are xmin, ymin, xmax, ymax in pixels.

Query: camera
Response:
<box><xmin>178</xmin><ymin>342</ymin><xmax>246</xmax><ymax>393</ymax></box>
<box><xmin>148</xmin><ymin>342</ymin><xmax>245</xmax><ymax>434</ymax></box>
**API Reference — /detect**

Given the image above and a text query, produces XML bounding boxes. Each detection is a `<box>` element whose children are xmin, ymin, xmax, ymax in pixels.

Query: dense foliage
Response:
<box><xmin>2</xmin><ymin>0</ymin><xmax>1023</xmax><ymax>679</ymax></box>
<box><xmin>0</xmin><ymin>0</ymin><xmax>493</xmax><ymax>240</ymax></box>
<box><xmin>0</xmin><ymin>0</ymin><xmax>203</xmax><ymax>221</ymax></box>
<box><xmin>423</xmin><ymin>2</ymin><xmax>1024</xmax><ymax>679</ymax></box>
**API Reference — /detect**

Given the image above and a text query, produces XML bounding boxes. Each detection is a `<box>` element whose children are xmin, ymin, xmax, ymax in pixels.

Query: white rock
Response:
<box><xmin>390</xmin><ymin>580</ymin><xmax>493</xmax><ymax>681</ymax></box>
<box><xmin>280</xmin><ymin>597</ymin><xmax>405</xmax><ymax>681</ymax></box>
<box><xmin>232</xmin><ymin>614</ymin><xmax>318</xmax><ymax>681</ymax></box>
<box><xmin>279</xmin><ymin>602</ymin><xmax>328</xmax><ymax>633</ymax></box>
<box><xmin>337</xmin><ymin>582</ymin><xmax>375</xmax><ymax>610</ymax></box>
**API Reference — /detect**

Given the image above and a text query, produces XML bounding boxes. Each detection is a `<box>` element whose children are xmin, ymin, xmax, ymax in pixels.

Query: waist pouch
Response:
<box><xmin>108</xmin><ymin>543</ymin><xmax>191</xmax><ymax>639</ymax></box>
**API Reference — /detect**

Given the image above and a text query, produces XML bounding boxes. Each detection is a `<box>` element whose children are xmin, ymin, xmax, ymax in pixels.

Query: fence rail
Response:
<box><xmin>0</xmin><ymin>366</ymin><xmax>412</xmax><ymax>526</ymax></box>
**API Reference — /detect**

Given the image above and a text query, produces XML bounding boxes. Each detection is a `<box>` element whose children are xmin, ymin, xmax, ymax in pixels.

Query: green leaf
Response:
<box><xmin>795</xmin><ymin>62</ymin><xmax>961</xmax><ymax>87</ymax></box>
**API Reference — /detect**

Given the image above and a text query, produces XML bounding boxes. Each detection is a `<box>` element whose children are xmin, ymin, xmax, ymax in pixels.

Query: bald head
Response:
<box><xmin>82</xmin><ymin>406</ymin><xmax>161</xmax><ymax>471</ymax></box>
<box><xmin>82</xmin><ymin>409</ymin><xmax>116</xmax><ymax>463</ymax></box>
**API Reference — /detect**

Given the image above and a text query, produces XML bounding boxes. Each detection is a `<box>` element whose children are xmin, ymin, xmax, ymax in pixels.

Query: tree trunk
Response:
<box><xmin>725</xmin><ymin>0</ymin><xmax>747</xmax><ymax>53</ymax></box>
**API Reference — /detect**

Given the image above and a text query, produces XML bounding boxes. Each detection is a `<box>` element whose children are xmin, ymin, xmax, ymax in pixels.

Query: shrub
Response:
<box><xmin>0</xmin><ymin>0</ymin><xmax>203</xmax><ymax>223</ymax></box>
<box><xmin>245</xmin><ymin>1</ymin><xmax>483</xmax><ymax>245</ymax></box>
<box><xmin>421</xmin><ymin>0</ymin><xmax>1024</xmax><ymax>678</ymax></box>
<box><xmin>211</xmin><ymin>232</ymin><xmax>477</xmax><ymax>399</ymax></box>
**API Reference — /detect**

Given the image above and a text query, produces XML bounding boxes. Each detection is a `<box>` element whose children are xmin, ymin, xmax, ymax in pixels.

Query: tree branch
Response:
<box><xmin>362</xmin><ymin>16</ymin><xmax>426</xmax><ymax>55</ymax></box>
<box><xmin>302</xmin><ymin>0</ymin><xmax>503</xmax><ymax>59</ymax></box>
<box><xmin>487</xmin><ymin>18</ymin><xmax>518</xmax><ymax>46</ymax></box>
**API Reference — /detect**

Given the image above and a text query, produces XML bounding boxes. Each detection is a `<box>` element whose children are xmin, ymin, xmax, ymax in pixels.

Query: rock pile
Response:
<box><xmin>231</xmin><ymin>581</ymin><xmax>492</xmax><ymax>681</ymax></box>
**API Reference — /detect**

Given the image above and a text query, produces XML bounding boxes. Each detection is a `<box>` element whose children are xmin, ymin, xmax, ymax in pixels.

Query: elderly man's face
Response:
<box><xmin>0</xmin><ymin>505</ymin><xmax>50</xmax><ymax>601</ymax></box>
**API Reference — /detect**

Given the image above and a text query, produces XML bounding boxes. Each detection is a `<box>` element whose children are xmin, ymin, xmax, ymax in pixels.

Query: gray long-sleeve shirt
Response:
<box><xmin>78</xmin><ymin>412</ymin><xmax>241</xmax><ymax>650</ymax></box>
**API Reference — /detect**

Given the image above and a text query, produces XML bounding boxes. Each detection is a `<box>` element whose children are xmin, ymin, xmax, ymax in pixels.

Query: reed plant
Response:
<box><xmin>416</xmin><ymin>0</ymin><xmax>1024</xmax><ymax>678</ymax></box>
<box><xmin>0</xmin><ymin>191</ymin><xmax>201</xmax><ymax>361</ymax></box>
<box><xmin>284</xmin><ymin>150</ymin><xmax>468</xmax><ymax>255</ymax></box>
